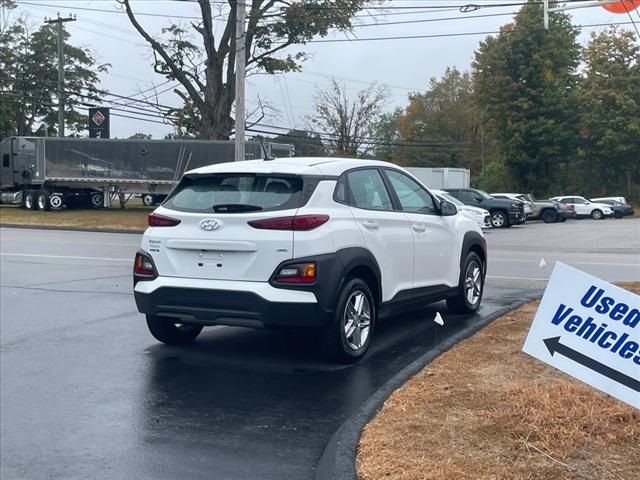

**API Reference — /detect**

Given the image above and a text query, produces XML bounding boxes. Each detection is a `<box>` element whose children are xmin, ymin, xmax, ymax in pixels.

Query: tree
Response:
<box><xmin>308</xmin><ymin>79</ymin><xmax>387</xmax><ymax>157</ymax></box>
<box><xmin>577</xmin><ymin>27</ymin><xmax>640</xmax><ymax>199</ymax></box>
<box><xmin>0</xmin><ymin>0</ymin><xmax>18</xmax><ymax>138</ymax></box>
<box><xmin>473</xmin><ymin>1</ymin><xmax>581</xmax><ymax>195</ymax></box>
<box><xmin>0</xmin><ymin>5</ymin><xmax>108</xmax><ymax>137</ymax></box>
<box><xmin>128</xmin><ymin>132</ymin><xmax>153</xmax><ymax>139</ymax></box>
<box><xmin>119</xmin><ymin>0</ymin><xmax>369</xmax><ymax>140</ymax></box>
<box><xmin>271</xmin><ymin>129</ymin><xmax>326</xmax><ymax>157</ymax></box>
<box><xmin>393</xmin><ymin>67</ymin><xmax>482</xmax><ymax>172</ymax></box>
<box><xmin>370</xmin><ymin>108</ymin><xmax>401</xmax><ymax>161</ymax></box>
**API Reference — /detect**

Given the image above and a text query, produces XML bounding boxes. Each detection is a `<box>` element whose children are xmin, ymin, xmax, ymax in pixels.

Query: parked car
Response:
<box><xmin>491</xmin><ymin>193</ymin><xmax>533</xmax><ymax>219</ymax></box>
<box><xmin>133</xmin><ymin>158</ymin><xmax>487</xmax><ymax>363</ymax></box>
<box><xmin>444</xmin><ymin>188</ymin><xmax>526</xmax><ymax>228</ymax></box>
<box><xmin>549</xmin><ymin>196</ymin><xmax>614</xmax><ymax>220</ymax></box>
<box><xmin>590</xmin><ymin>199</ymin><xmax>634</xmax><ymax>218</ymax></box>
<box><xmin>432</xmin><ymin>189</ymin><xmax>491</xmax><ymax>229</ymax></box>
<box><xmin>519</xmin><ymin>193</ymin><xmax>575</xmax><ymax>223</ymax></box>
<box><xmin>591</xmin><ymin>196</ymin><xmax>627</xmax><ymax>205</ymax></box>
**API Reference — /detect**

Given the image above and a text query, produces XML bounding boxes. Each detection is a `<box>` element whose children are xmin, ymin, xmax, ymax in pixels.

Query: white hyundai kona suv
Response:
<box><xmin>133</xmin><ymin>158</ymin><xmax>487</xmax><ymax>362</ymax></box>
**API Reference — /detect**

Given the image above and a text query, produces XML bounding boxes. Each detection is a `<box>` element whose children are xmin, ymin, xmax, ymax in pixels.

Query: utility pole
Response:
<box><xmin>234</xmin><ymin>0</ymin><xmax>246</xmax><ymax>162</ymax></box>
<box><xmin>45</xmin><ymin>14</ymin><xmax>76</xmax><ymax>137</ymax></box>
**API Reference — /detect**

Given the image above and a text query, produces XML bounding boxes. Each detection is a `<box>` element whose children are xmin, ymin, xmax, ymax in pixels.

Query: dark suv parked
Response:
<box><xmin>590</xmin><ymin>199</ymin><xmax>634</xmax><ymax>219</ymax></box>
<box><xmin>445</xmin><ymin>188</ymin><xmax>525</xmax><ymax>228</ymax></box>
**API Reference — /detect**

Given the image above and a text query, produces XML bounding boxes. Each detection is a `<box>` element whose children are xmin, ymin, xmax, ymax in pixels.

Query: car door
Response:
<box><xmin>343</xmin><ymin>168</ymin><xmax>415</xmax><ymax>302</ymax></box>
<box><xmin>564</xmin><ymin>197</ymin><xmax>588</xmax><ymax>215</ymax></box>
<box><xmin>383</xmin><ymin>169</ymin><xmax>459</xmax><ymax>288</ymax></box>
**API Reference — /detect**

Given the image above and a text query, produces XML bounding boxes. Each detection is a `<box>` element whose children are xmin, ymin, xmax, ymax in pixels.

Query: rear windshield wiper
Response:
<box><xmin>212</xmin><ymin>204</ymin><xmax>263</xmax><ymax>213</ymax></box>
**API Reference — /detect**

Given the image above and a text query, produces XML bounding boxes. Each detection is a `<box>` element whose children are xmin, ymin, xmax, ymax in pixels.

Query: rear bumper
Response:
<box><xmin>134</xmin><ymin>277</ymin><xmax>329</xmax><ymax>328</ymax></box>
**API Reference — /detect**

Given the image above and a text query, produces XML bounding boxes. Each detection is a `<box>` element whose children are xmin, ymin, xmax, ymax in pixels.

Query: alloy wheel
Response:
<box><xmin>464</xmin><ymin>261</ymin><xmax>482</xmax><ymax>306</ymax></box>
<box><xmin>343</xmin><ymin>290</ymin><xmax>371</xmax><ymax>351</ymax></box>
<box><xmin>491</xmin><ymin>212</ymin><xmax>505</xmax><ymax>228</ymax></box>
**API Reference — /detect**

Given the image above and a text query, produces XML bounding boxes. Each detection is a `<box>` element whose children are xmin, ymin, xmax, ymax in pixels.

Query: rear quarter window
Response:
<box><xmin>164</xmin><ymin>174</ymin><xmax>304</xmax><ymax>213</ymax></box>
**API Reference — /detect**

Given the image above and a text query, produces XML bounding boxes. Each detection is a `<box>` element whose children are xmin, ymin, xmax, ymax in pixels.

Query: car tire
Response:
<box><xmin>591</xmin><ymin>209</ymin><xmax>604</xmax><ymax>220</ymax></box>
<box><xmin>559</xmin><ymin>216</ymin><xmax>567</xmax><ymax>222</ymax></box>
<box><xmin>447</xmin><ymin>252</ymin><xmax>484</xmax><ymax>314</ymax></box>
<box><xmin>321</xmin><ymin>278</ymin><xmax>375</xmax><ymax>363</ymax></box>
<box><xmin>613</xmin><ymin>211</ymin><xmax>623</xmax><ymax>219</ymax></box>
<box><xmin>142</xmin><ymin>194</ymin><xmax>155</xmax><ymax>207</ymax></box>
<box><xmin>24</xmin><ymin>191</ymin><xmax>37</xmax><ymax>210</ymax></box>
<box><xmin>37</xmin><ymin>191</ymin><xmax>50</xmax><ymax>211</ymax></box>
<box><xmin>541</xmin><ymin>209</ymin><xmax>558</xmax><ymax>223</ymax></box>
<box><xmin>146</xmin><ymin>315</ymin><xmax>203</xmax><ymax>345</ymax></box>
<box><xmin>490</xmin><ymin>210</ymin><xmax>508</xmax><ymax>228</ymax></box>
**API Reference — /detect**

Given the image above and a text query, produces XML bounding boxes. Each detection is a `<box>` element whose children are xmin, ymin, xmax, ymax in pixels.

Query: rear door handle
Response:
<box><xmin>411</xmin><ymin>224</ymin><xmax>427</xmax><ymax>233</ymax></box>
<box><xmin>363</xmin><ymin>220</ymin><xmax>379</xmax><ymax>229</ymax></box>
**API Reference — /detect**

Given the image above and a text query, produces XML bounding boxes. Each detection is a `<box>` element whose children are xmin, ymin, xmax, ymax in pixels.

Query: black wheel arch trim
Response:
<box><xmin>460</xmin><ymin>231</ymin><xmax>487</xmax><ymax>277</ymax></box>
<box><xmin>268</xmin><ymin>247</ymin><xmax>382</xmax><ymax>315</ymax></box>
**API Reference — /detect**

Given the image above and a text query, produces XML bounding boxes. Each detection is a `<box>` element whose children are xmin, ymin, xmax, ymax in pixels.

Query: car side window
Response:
<box><xmin>458</xmin><ymin>191</ymin><xmax>475</xmax><ymax>203</ymax></box>
<box><xmin>385</xmin><ymin>169</ymin><xmax>438</xmax><ymax>214</ymax></box>
<box><xmin>345</xmin><ymin>169</ymin><xmax>393</xmax><ymax>211</ymax></box>
<box><xmin>334</xmin><ymin>177</ymin><xmax>347</xmax><ymax>203</ymax></box>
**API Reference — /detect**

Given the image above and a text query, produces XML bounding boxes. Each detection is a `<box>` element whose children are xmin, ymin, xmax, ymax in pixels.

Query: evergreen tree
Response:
<box><xmin>0</xmin><ymin>7</ymin><xmax>107</xmax><ymax>137</ymax></box>
<box><xmin>473</xmin><ymin>1</ymin><xmax>580</xmax><ymax>195</ymax></box>
<box><xmin>577</xmin><ymin>27</ymin><xmax>640</xmax><ymax>199</ymax></box>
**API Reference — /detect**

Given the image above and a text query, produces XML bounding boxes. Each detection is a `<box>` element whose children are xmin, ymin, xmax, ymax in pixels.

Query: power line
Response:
<box><xmin>621</xmin><ymin>3</ymin><xmax>640</xmax><ymax>38</ymax></box>
<box><xmin>15</xmin><ymin>1</ymin><xmax>523</xmax><ymax>13</ymax></box>
<box><xmin>303</xmin><ymin>21</ymin><xmax>637</xmax><ymax>43</ymax></box>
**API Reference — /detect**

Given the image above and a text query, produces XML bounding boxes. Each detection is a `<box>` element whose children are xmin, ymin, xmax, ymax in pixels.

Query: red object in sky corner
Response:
<box><xmin>601</xmin><ymin>0</ymin><xmax>640</xmax><ymax>14</ymax></box>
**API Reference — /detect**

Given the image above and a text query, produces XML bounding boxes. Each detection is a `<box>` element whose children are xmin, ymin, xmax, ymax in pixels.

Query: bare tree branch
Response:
<box><xmin>119</xmin><ymin>0</ymin><xmax>205</xmax><ymax>112</ymax></box>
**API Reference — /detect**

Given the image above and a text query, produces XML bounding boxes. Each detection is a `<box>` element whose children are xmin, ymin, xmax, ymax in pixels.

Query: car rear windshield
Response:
<box><xmin>164</xmin><ymin>173</ymin><xmax>304</xmax><ymax>213</ymax></box>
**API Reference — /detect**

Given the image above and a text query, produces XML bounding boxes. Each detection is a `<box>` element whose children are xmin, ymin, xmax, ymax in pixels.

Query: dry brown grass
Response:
<box><xmin>0</xmin><ymin>204</ymin><xmax>150</xmax><ymax>231</ymax></box>
<box><xmin>357</xmin><ymin>282</ymin><xmax>640</xmax><ymax>480</ymax></box>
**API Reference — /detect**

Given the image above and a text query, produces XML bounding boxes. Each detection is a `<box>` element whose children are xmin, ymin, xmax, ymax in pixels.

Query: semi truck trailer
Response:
<box><xmin>0</xmin><ymin>137</ymin><xmax>293</xmax><ymax>210</ymax></box>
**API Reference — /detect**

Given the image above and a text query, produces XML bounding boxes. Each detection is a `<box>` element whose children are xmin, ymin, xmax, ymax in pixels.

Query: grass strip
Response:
<box><xmin>357</xmin><ymin>283</ymin><xmax>640</xmax><ymax>480</ymax></box>
<box><xmin>0</xmin><ymin>205</ymin><xmax>150</xmax><ymax>232</ymax></box>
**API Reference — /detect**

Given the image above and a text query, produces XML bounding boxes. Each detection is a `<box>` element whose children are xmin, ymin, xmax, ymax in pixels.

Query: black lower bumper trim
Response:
<box><xmin>135</xmin><ymin>287</ymin><xmax>329</xmax><ymax>328</ymax></box>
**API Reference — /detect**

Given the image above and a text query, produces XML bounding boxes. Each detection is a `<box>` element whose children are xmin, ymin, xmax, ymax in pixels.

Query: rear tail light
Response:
<box><xmin>248</xmin><ymin>214</ymin><xmax>329</xmax><ymax>231</ymax></box>
<box><xmin>274</xmin><ymin>262</ymin><xmax>317</xmax><ymax>284</ymax></box>
<box><xmin>134</xmin><ymin>251</ymin><xmax>157</xmax><ymax>279</ymax></box>
<box><xmin>149</xmin><ymin>213</ymin><xmax>181</xmax><ymax>227</ymax></box>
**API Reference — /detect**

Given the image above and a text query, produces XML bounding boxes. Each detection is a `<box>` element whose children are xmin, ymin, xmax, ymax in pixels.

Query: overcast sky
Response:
<box><xmin>10</xmin><ymin>0</ymin><xmax>638</xmax><ymax>138</ymax></box>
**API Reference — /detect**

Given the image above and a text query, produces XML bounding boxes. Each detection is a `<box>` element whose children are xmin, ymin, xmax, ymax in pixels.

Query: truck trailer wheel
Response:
<box><xmin>37</xmin><ymin>191</ymin><xmax>50</xmax><ymax>211</ymax></box>
<box><xmin>90</xmin><ymin>192</ymin><xmax>104</xmax><ymax>208</ymax></box>
<box><xmin>142</xmin><ymin>194</ymin><xmax>155</xmax><ymax>207</ymax></box>
<box><xmin>49</xmin><ymin>194</ymin><xmax>63</xmax><ymax>209</ymax></box>
<box><xmin>24</xmin><ymin>191</ymin><xmax>37</xmax><ymax>210</ymax></box>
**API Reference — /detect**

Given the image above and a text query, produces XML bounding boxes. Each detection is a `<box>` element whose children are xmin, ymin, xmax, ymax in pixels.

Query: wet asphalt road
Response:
<box><xmin>1</xmin><ymin>219</ymin><xmax>638</xmax><ymax>479</ymax></box>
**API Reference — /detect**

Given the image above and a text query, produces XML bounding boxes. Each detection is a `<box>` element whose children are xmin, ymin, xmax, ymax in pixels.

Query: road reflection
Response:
<box><xmin>133</xmin><ymin>288</ymin><xmax>538</xmax><ymax>479</ymax></box>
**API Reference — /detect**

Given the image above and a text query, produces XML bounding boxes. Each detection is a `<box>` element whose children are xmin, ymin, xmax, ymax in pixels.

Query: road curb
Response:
<box><xmin>0</xmin><ymin>223</ymin><xmax>144</xmax><ymax>235</ymax></box>
<box><xmin>314</xmin><ymin>293</ymin><xmax>542</xmax><ymax>480</ymax></box>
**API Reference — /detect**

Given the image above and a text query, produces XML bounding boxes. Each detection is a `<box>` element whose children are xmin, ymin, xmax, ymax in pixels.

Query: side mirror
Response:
<box><xmin>474</xmin><ymin>196</ymin><xmax>482</xmax><ymax>203</ymax></box>
<box><xmin>440</xmin><ymin>200</ymin><xmax>458</xmax><ymax>216</ymax></box>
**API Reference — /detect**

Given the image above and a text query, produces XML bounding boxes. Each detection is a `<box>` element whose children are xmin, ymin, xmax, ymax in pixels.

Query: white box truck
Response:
<box><xmin>405</xmin><ymin>167</ymin><xmax>470</xmax><ymax>189</ymax></box>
